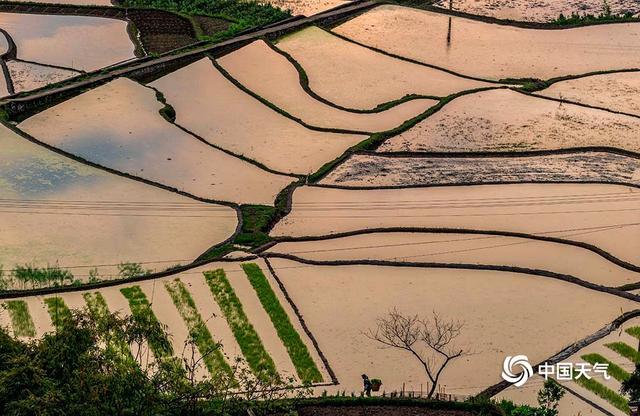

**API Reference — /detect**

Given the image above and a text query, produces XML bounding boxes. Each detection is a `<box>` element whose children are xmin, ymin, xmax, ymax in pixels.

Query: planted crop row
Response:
<box><xmin>204</xmin><ymin>269</ymin><xmax>278</xmax><ymax>381</ymax></box>
<box><xmin>164</xmin><ymin>279</ymin><xmax>234</xmax><ymax>378</ymax></box>
<box><xmin>3</xmin><ymin>300</ymin><xmax>35</xmax><ymax>337</ymax></box>
<box><xmin>581</xmin><ymin>353</ymin><xmax>629</xmax><ymax>382</ymax></box>
<box><xmin>605</xmin><ymin>342</ymin><xmax>640</xmax><ymax>364</ymax></box>
<box><xmin>625</xmin><ymin>326</ymin><xmax>640</xmax><ymax>340</ymax></box>
<box><xmin>120</xmin><ymin>286</ymin><xmax>174</xmax><ymax>359</ymax></box>
<box><xmin>84</xmin><ymin>292</ymin><xmax>135</xmax><ymax>363</ymax></box>
<box><xmin>574</xmin><ymin>376</ymin><xmax>629</xmax><ymax>413</ymax></box>
<box><xmin>242</xmin><ymin>263</ymin><xmax>322</xmax><ymax>383</ymax></box>
<box><xmin>44</xmin><ymin>297</ymin><xmax>72</xmax><ymax>330</ymax></box>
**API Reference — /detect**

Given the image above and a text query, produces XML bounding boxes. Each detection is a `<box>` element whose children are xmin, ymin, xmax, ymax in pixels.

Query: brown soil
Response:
<box><xmin>191</xmin><ymin>15</ymin><xmax>231</xmax><ymax>37</ymax></box>
<box><xmin>298</xmin><ymin>405</ymin><xmax>473</xmax><ymax>416</ymax></box>
<box><xmin>126</xmin><ymin>9</ymin><xmax>198</xmax><ymax>54</ymax></box>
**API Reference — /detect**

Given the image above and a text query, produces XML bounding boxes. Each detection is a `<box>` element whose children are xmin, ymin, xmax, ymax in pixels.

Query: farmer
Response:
<box><xmin>362</xmin><ymin>374</ymin><xmax>372</xmax><ymax>397</ymax></box>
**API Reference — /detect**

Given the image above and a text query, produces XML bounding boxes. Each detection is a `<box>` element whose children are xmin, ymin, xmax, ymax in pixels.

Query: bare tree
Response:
<box><xmin>365</xmin><ymin>308</ymin><xmax>467</xmax><ymax>399</ymax></box>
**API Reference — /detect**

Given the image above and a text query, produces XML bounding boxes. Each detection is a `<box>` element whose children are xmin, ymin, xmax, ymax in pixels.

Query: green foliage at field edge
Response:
<box><xmin>44</xmin><ymin>297</ymin><xmax>73</xmax><ymax>330</ymax></box>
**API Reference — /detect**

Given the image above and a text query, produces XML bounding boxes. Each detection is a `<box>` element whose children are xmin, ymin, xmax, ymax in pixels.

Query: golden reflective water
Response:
<box><xmin>0</xmin><ymin>13</ymin><xmax>135</xmax><ymax>71</ymax></box>
<box><xmin>0</xmin><ymin>124</ymin><xmax>237</xmax><ymax>284</ymax></box>
<box><xmin>18</xmin><ymin>78</ymin><xmax>294</xmax><ymax>205</ymax></box>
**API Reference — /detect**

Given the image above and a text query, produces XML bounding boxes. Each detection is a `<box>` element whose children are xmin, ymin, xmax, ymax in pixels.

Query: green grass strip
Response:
<box><xmin>204</xmin><ymin>269</ymin><xmax>278</xmax><ymax>381</ymax></box>
<box><xmin>581</xmin><ymin>353</ymin><xmax>629</xmax><ymax>382</ymax></box>
<box><xmin>574</xmin><ymin>376</ymin><xmax>629</xmax><ymax>413</ymax></box>
<box><xmin>84</xmin><ymin>292</ymin><xmax>135</xmax><ymax>363</ymax></box>
<box><xmin>43</xmin><ymin>297</ymin><xmax>72</xmax><ymax>330</ymax></box>
<box><xmin>120</xmin><ymin>286</ymin><xmax>173</xmax><ymax>359</ymax></box>
<box><xmin>4</xmin><ymin>300</ymin><xmax>35</xmax><ymax>337</ymax></box>
<box><xmin>625</xmin><ymin>327</ymin><xmax>640</xmax><ymax>340</ymax></box>
<box><xmin>164</xmin><ymin>279</ymin><xmax>234</xmax><ymax>378</ymax></box>
<box><xmin>242</xmin><ymin>263</ymin><xmax>322</xmax><ymax>383</ymax></box>
<box><xmin>605</xmin><ymin>342</ymin><xmax>640</xmax><ymax>364</ymax></box>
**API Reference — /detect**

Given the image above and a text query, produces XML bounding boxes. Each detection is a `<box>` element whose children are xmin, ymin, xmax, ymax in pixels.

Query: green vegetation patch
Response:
<box><xmin>164</xmin><ymin>279</ymin><xmax>234</xmax><ymax>378</ymax></box>
<box><xmin>84</xmin><ymin>292</ymin><xmax>135</xmax><ymax>363</ymax></box>
<box><xmin>43</xmin><ymin>297</ymin><xmax>72</xmax><ymax>330</ymax></box>
<box><xmin>120</xmin><ymin>286</ymin><xmax>174</xmax><ymax>359</ymax></box>
<box><xmin>12</xmin><ymin>264</ymin><xmax>75</xmax><ymax>289</ymax></box>
<box><xmin>581</xmin><ymin>353</ymin><xmax>629</xmax><ymax>382</ymax></box>
<box><xmin>606</xmin><ymin>342</ymin><xmax>640</xmax><ymax>364</ymax></box>
<box><xmin>242</xmin><ymin>263</ymin><xmax>322</xmax><ymax>383</ymax></box>
<box><xmin>626</xmin><ymin>327</ymin><xmax>640</xmax><ymax>340</ymax></box>
<box><xmin>4</xmin><ymin>300</ymin><xmax>35</xmax><ymax>337</ymax></box>
<box><xmin>118</xmin><ymin>0</ymin><xmax>291</xmax><ymax>42</ymax></box>
<box><xmin>234</xmin><ymin>205</ymin><xmax>276</xmax><ymax>247</ymax></box>
<box><xmin>204</xmin><ymin>269</ymin><xmax>278</xmax><ymax>381</ymax></box>
<box><xmin>574</xmin><ymin>376</ymin><xmax>629</xmax><ymax>413</ymax></box>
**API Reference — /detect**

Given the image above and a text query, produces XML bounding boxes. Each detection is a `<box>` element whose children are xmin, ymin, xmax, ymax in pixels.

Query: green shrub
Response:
<box><xmin>12</xmin><ymin>264</ymin><xmax>74</xmax><ymax>289</ymax></box>
<box><xmin>118</xmin><ymin>262</ymin><xmax>152</xmax><ymax>279</ymax></box>
<box><xmin>4</xmin><ymin>300</ymin><xmax>36</xmax><ymax>337</ymax></box>
<box><xmin>242</xmin><ymin>263</ymin><xmax>322</xmax><ymax>383</ymax></box>
<box><xmin>234</xmin><ymin>205</ymin><xmax>276</xmax><ymax>247</ymax></box>
<box><xmin>43</xmin><ymin>297</ymin><xmax>72</xmax><ymax>330</ymax></box>
<box><xmin>164</xmin><ymin>279</ymin><xmax>234</xmax><ymax>378</ymax></box>
<box><xmin>120</xmin><ymin>286</ymin><xmax>174</xmax><ymax>358</ymax></box>
<box><xmin>204</xmin><ymin>269</ymin><xmax>278</xmax><ymax>381</ymax></box>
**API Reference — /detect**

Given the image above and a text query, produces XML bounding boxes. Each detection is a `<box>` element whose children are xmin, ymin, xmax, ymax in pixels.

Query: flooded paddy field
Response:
<box><xmin>218</xmin><ymin>40</ymin><xmax>437</xmax><ymax>132</ymax></box>
<box><xmin>268</xmin><ymin>258</ymin><xmax>638</xmax><ymax>394</ymax></box>
<box><xmin>321</xmin><ymin>152</ymin><xmax>640</xmax><ymax>188</ymax></box>
<box><xmin>260</xmin><ymin>0</ymin><xmax>347</xmax><ymax>16</ymax></box>
<box><xmin>6</xmin><ymin>60</ymin><xmax>80</xmax><ymax>94</ymax></box>
<box><xmin>0</xmin><ymin>12</ymin><xmax>135</xmax><ymax>71</ymax></box>
<box><xmin>433</xmin><ymin>0</ymin><xmax>640</xmax><ymax>23</ymax></box>
<box><xmin>150</xmin><ymin>58</ymin><xmax>365</xmax><ymax>174</ymax></box>
<box><xmin>378</xmin><ymin>89</ymin><xmax>640</xmax><ymax>154</ymax></box>
<box><xmin>17</xmin><ymin>78</ymin><xmax>295</xmax><ymax>205</ymax></box>
<box><xmin>0</xmin><ymin>124</ymin><xmax>237</xmax><ymax>285</ymax></box>
<box><xmin>271</xmin><ymin>183</ymin><xmax>640</xmax><ymax>265</ymax></box>
<box><xmin>275</xmin><ymin>26</ymin><xmax>494</xmax><ymax>109</ymax></box>
<box><xmin>334</xmin><ymin>5</ymin><xmax>640</xmax><ymax>81</ymax></box>
<box><xmin>540</xmin><ymin>71</ymin><xmax>640</xmax><ymax>116</ymax></box>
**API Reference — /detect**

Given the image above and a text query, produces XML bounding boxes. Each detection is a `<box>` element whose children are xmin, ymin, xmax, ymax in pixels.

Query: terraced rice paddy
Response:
<box><xmin>433</xmin><ymin>0</ymin><xmax>640</xmax><ymax>22</ymax></box>
<box><xmin>540</xmin><ymin>72</ymin><xmax>640</xmax><ymax>116</ymax></box>
<box><xmin>6</xmin><ymin>60</ymin><xmax>80</xmax><ymax>93</ymax></box>
<box><xmin>334</xmin><ymin>5</ymin><xmax>640</xmax><ymax>80</ymax></box>
<box><xmin>260</xmin><ymin>0</ymin><xmax>347</xmax><ymax>16</ymax></box>
<box><xmin>271</xmin><ymin>184</ymin><xmax>640</xmax><ymax>265</ymax></box>
<box><xmin>0</xmin><ymin>12</ymin><xmax>135</xmax><ymax>71</ymax></box>
<box><xmin>275</xmin><ymin>27</ymin><xmax>494</xmax><ymax>109</ymax></box>
<box><xmin>150</xmin><ymin>58</ymin><xmax>364</xmax><ymax>174</ymax></box>
<box><xmin>378</xmin><ymin>89</ymin><xmax>640</xmax><ymax>154</ymax></box>
<box><xmin>267</xmin><ymin>258</ymin><xmax>638</xmax><ymax>394</ymax></box>
<box><xmin>18</xmin><ymin>77</ymin><xmax>295</xmax><ymax>204</ymax></box>
<box><xmin>0</xmin><ymin>123</ymin><xmax>237</xmax><ymax>283</ymax></box>
<box><xmin>217</xmin><ymin>40</ymin><xmax>437</xmax><ymax>132</ymax></box>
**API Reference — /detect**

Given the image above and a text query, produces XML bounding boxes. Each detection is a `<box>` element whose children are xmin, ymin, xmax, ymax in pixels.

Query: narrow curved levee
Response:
<box><xmin>217</xmin><ymin>40</ymin><xmax>438</xmax><ymax>132</ymax></box>
<box><xmin>333</xmin><ymin>4</ymin><xmax>640</xmax><ymax>81</ymax></box>
<box><xmin>539</xmin><ymin>71</ymin><xmax>640</xmax><ymax>117</ymax></box>
<box><xmin>0</xmin><ymin>123</ymin><xmax>238</xmax><ymax>284</ymax></box>
<box><xmin>320</xmin><ymin>151</ymin><xmax>640</xmax><ymax>189</ymax></box>
<box><xmin>16</xmin><ymin>77</ymin><xmax>295</xmax><ymax>205</ymax></box>
<box><xmin>274</xmin><ymin>26</ymin><xmax>495</xmax><ymax>110</ymax></box>
<box><xmin>378</xmin><ymin>89</ymin><xmax>640</xmax><ymax>155</ymax></box>
<box><xmin>270</xmin><ymin>184</ymin><xmax>640</xmax><ymax>266</ymax></box>
<box><xmin>150</xmin><ymin>58</ymin><xmax>365</xmax><ymax>175</ymax></box>
<box><xmin>266</xmin><ymin>231</ymin><xmax>640</xmax><ymax>287</ymax></box>
<box><xmin>266</xmin><ymin>257</ymin><xmax>639</xmax><ymax>394</ymax></box>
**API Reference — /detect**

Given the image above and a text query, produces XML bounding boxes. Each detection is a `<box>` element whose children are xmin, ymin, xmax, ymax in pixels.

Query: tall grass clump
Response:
<box><xmin>120</xmin><ymin>286</ymin><xmax>174</xmax><ymax>359</ymax></box>
<box><xmin>164</xmin><ymin>279</ymin><xmax>234</xmax><ymax>378</ymax></box>
<box><xmin>3</xmin><ymin>300</ymin><xmax>36</xmax><ymax>337</ymax></box>
<box><xmin>44</xmin><ymin>297</ymin><xmax>72</xmax><ymax>330</ymax></box>
<box><xmin>606</xmin><ymin>342</ymin><xmax>640</xmax><ymax>363</ymax></box>
<box><xmin>204</xmin><ymin>269</ymin><xmax>278</xmax><ymax>381</ymax></box>
<box><xmin>242</xmin><ymin>263</ymin><xmax>322</xmax><ymax>383</ymax></box>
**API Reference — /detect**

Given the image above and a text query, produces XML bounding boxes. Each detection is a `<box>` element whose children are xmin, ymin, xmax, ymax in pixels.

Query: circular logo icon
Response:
<box><xmin>502</xmin><ymin>355</ymin><xmax>533</xmax><ymax>387</ymax></box>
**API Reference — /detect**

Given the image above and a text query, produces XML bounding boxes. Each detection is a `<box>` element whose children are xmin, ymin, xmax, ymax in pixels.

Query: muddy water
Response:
<box><xmin>379</xmin><ymin>89</ymin><xmax>640</xmax><ymax>154</ymax></box>
<box><xmin>269</xmin><ymin>231</ymin><xmax>640</xmax><ymax>287</ymax></box>
<box><xmin>0</xmin><ymin>13</ymin><xmax>134</xmax><ymax>71</ymax></box>
<box><xmin>540</xmin><ymin>71</ymin><xmax>640</xmax><ymax>117</ymax></box>
<box><xmin>433</xmin><ymin>0</ymin><xmax>640</xmax><ymax>23</ymax></box>
<box><xmin>334</xmin><ymin>5</ymin><xmax>640</xmax><ymax>80</ymax></box>
<box><xmin>218</xmin><ymin>40</ymin><xmax>436</xmax><ymax>132</ymax></box>
<box><xmin>151</xmin><ymin>58</ymin><xmax>364</xmax><ymax>174</ymax></box>
<box><xmin>18</xmin><ymin>78</ymin><xmax>295</xmax><ymax>205</ymax></box>
<box><xmin>271</xmin><ymin>183</ymin><xmax>640</xmax><ymax>265</ymax></box>
<box><xmin>0</xmin><ymin>124</ymin><xmax>237</xmax><ymax>283</ymax></box>
<box><xmin>7</xmin><ymin>60</ymin><xmax>80</xmax><ymax>93</ymax></box>
<box><xmin>276</xmin><ymin>27</ymin><xmax>493</xmax><ymax>109</ymax></box>
<box><xmin>271</xmin><ymin>257</ymin><xmax>637</xmax><ymax>395</ymax></box>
